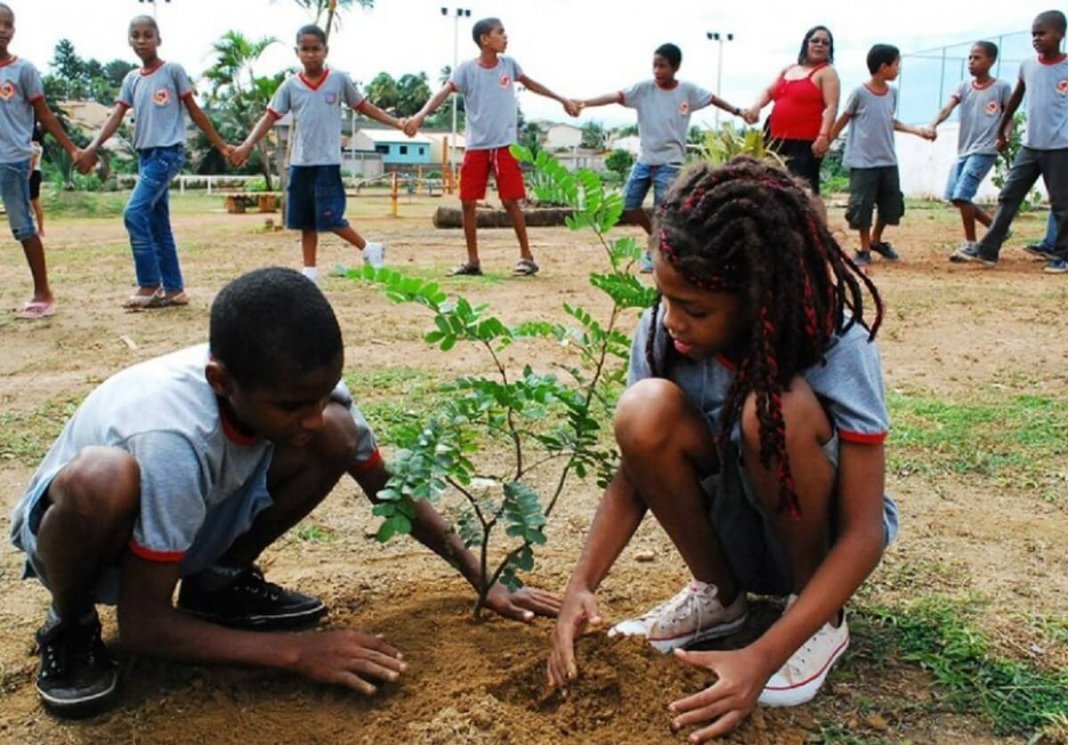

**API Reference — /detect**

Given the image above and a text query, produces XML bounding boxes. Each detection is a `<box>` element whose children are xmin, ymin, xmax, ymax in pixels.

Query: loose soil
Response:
<box><xmin>1</xmin><ymin>194</ymin><xmax>1065</xmax><ymax>744</ymax></box>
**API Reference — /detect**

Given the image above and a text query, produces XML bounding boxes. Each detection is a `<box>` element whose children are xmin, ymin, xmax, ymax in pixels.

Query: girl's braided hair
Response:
<box><xmin>647</xmin><ymin>157</ymin><xmax>883</xmax><ymax>517</ymax></box>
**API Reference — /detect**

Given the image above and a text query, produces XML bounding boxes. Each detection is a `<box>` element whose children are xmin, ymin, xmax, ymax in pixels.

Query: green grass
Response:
<box><xmin>346</xmin><ymin>367</ymin><xmax>450</xmax><ymax>447</ymax></box>
<box><xmin>41</xmin><ymin>189</ymin><xmax>127</xmax><ymax>218</ymax></box>
<box><xmin>0</xmin><ymin>396</ymin><xmax>81</xmax><ymax>465</ymax></box>
<box><xmin>810</xmin><ymin>725</ymin><xmax>905</xmax><ymax>745</ymax></box>
<box><xmin>849</xmin><ymin>596</ymin><xmax>1068</xmax><ymax>738</ymax></box>
<box><xmin>887</xmin><ymin>391</ymin><xmax>1068</xmax><ymax>503</ymax></box>
<box><xmin>292</xmin><ymin>522</ymin><xmax>336</xmax><ymax>544</ymax></box>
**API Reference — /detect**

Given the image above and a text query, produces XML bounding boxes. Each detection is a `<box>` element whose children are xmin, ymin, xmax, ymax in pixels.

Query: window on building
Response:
<box><xmin>375</xmin><ymin>145</ymin><xmax>389</xmax><ymax>154</ymax></box>
<box><xmin>399</xmin><ymin>145</ymin><xmax>409</xmax><ymax>155</ymax></box>
<box><xmin>419</xmin><ymin>147</ymin><xmax>426</xmax><ymax>155</ymax></box>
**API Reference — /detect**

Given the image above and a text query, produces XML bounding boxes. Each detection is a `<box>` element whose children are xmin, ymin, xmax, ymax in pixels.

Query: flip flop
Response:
<box><xmin>449</xmin><ymin>262</ymin><xmax>483</xmax><ymax>276</ymax></box>
<box><xmin>161</xmin><ymin>291</ymin><xmax>189</xmax><ymax>307</ymax></box>
<box><xmin>513</xmin><ymin>258</ymin><xmax>539</xmax><ymax>276</ymax></box>
<box><xmin>123</xmin><ymin>289</ymin><xmax>167</xmax><ymax>310</ymax></box>
<box><xmin>13</xmin><ymin>300</ymin><xmax>56</xmax><ymax>320</ymax></box>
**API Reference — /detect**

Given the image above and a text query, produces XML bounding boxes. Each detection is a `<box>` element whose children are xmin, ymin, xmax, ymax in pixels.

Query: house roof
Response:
<box><xmin>358</xmin><ymin>128</ymin><xmax>431</xmax><ymax>145</ymax></box>
<box><xmin>421</xmin><ymin>131</ymin><xmax>467</xmax><ymax>148</ymax></box>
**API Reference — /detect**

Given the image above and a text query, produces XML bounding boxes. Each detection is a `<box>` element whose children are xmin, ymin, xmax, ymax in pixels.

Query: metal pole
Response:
<box><xmin>715</xmin><ymin>39</ymin><xmax>724</xmax><ymax>129</ymax></box>
<box><xmin>451</xmin><ymin>13</ymin><xmax>459</xmax><ymax>176</ymax></box>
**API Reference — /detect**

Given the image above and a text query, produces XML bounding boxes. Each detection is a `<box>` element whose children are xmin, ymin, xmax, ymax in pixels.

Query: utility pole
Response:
<box><xmin>706</xmin><ymin>31</ymin><xmax>735</xmax><ymax>129</ymax></box>
<box><xmin>441</xmin><ymin>7</ymin><xmax>471</xmax><ymax>186</ymax></box>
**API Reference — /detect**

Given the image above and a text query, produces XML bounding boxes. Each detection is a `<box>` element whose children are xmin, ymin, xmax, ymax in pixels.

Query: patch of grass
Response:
<box><xmin>347</xmin><ymin>367</ymin><xmax>449</xmax><ymax>446</ymax></box>
<box><xmin>41</xmin><ymin>190</ymin><xmax>127</xmax><ymax>218</ymax></box>
<box><xmin>887</xmin><ymin>390</ymin><xmax>1068</xmax><ymax>502</ymax></box>
<box><xmin>853</xmin><ymin>596</ymin><xmax>1068</xmax><ymax>738</ymax></box>
<box><xmin>0</xmin><ymin>396</ymin><xmax>81</xmax><ymax>465</ymax></box>
<box><xmin>292</xmin><ymin>523</ymin><xmax>335</xmax><ymax>544</ymax></box>
<box><xmin>810</xmin><ymin>724</ymin><xmax>905</xmax><ymax>745</ymax></box>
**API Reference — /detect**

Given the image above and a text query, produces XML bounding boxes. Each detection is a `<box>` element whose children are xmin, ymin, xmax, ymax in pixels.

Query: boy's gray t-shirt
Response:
<box><xmin>118</xmin><ymin>61</ymin><xmax>193</xmax><ymax>150</ymax></box>
<box><xmin>10</xmin><ymin>344</ymin><xmax>381</xmax><ymax>564</ymax></box>
<box><xmin>1020</xmin><ymin>55</ymin><xmax>1068</xmax><ymax>150</ymax></box>
<box><xmin>620</xmin><ymin>79</ymin><xmax>714</xmax><ymax>165</ymax></box>
<box><xmin>450</xmin><ymin>56</ymin><xmax>523</xmax><ymax>150</ymax></box>
<box><xmin>0</xmin><ymin>57</ymin><xmax>45</xmax><ymax>163</ymax></box>
<box><xmin>843</xmin><ymin>84</ymin><xmax>899</xmax><ymax>169</ymax></box>
<box><xmin>268</xmin><ymin>69</ymin><xmax>365</xmax><ymax>166</ymax></box>
<box><xmin>952</xmin><ymin>78</ymin><xmax>1013</xmax><ymax>156</ymax></box>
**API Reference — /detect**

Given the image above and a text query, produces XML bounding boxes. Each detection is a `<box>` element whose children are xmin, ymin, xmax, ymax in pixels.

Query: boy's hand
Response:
<box><xmin>229</xmin><ymin>144</ymin><xmax>252</xmax><ymax>167</ymax></box>
<box><xmin>484</xmin><ymin>583</ymin><xmax>561</xmax><ymax>623</ymax></box>
<box><xmin>919</xmin><ymin>126</ymin><xmax>937</xmax><ymax>141</ymax></box>
<box><xmin>403</xmin><ymin>116</ymin><xmax>423</xmax><ymax>137</ymax></box>
<box><xmin>290</xmin><ymin>629</ymin><xmax>407</xmax><ymax>695</ymax></box>
<box><xmin>742</xmin><ymin>108</ymin><xmax>759</xmax><ymax>125</ymax></box>
<box><xmin>562</xmin><ymin>99</ymin><xmax>581</xmax><ymax>117</ymax></box>
<box><xmin>74</xmin><ymin>148</ymin><xmax>98</xmax><ymax>175</ymax></box>
<box><xmin>546</xmin><ymin>588</ymin><xmax>601</xmax><ymax>691</ymax></box>
<box><xmin>996</xmin><ymin>133</ymin><xmax>1008</xmax><ymax>151</ymax></box>
<box><xmin>668</xmin><ymin>646</ymin><xmax>773</xmax><ymax>742</ymax></box>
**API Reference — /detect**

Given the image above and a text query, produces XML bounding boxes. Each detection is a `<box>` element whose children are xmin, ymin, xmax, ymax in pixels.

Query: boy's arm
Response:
<box><xmin>997</xmin><ymin>79</ymin><xmax>1025</xmax><ymax>150</ymax></box>
<box><xmin>231</xmin><ymin>110</ymin><xmax>277</xmax><ymax>167</ymax></box>
<box><xmin>183</xmin><ymin>95</ymin><xmax>231</xmax><ymax>155</ymax></box>
<box><xmin>827</xmin><ymin>110</ymin><xmax>851</xmax><ymax>142</ymax></box>
<box><xmin>578</xmin><ymin>92</ymin><xmax>623</xmax><ymax>109</ymax></box>
<box><xmin>929</xmin><ymin>97</ymin><xmax>959</xmax><ymax>129</ymax></box>
<box><xmin>894</xmin><ymin>119</ymin><xmax>935</xmax><ymax>140</ymax></box>
<box><xmin>708</xmin><ymin>94</ymin><xmax>746</xmax><ymax>118</ymax></box>
<box><xmin>349</xmin><ymin>459</ymin><xmax>560</xmax><ymax>621</ymax></box>
<box><xmin>30</xmin><ymin>100</ymin><xmax>80</xmax><ymax>158</ymax></box>
<box><xmin>355</xmin><ymin>100</ymin><xmax>405</xmax><ymax>130</ymax></box>
<box><xmin>517</xmin><ymin>74</ymin><xmax>580</xmax><ymax>117</ymax></box>
<box><xmin>117</xmin><ymin>554</ymin><xmax>407</xmax><ymax>693</ymax></box>
<box><xmin>78</xmin><ymin>104</ymin><xmax>129</xmax><ymax>172</ymax></box>
<box><xmin>404</xmin><ymin>83</ymin><xmax>453</xmax><ymax>136</ymax></box>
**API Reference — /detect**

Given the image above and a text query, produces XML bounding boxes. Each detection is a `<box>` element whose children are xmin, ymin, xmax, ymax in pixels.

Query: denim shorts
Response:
<box><xmin>622</xmin><ymin>162</ymin><xmax>681</xmax><ymax>210</ymax></box>
<box><xmin>944</xmin><ymin>152</ymin><xmax>996</xmax><ymax>203</ymax></box>
<box><xmin>702</xmin><ymin>428</ymin><xmax>900</xmax><ymax>596</ymax></box>
<box><xmin>0</xmin><ymin>160</ymin><xmax>36</xmax><ymax>241</ymax></box>
<box><xmin>16</xmin><ymin>456</ymin><xmax>275</xmax><ymax>605</ymax></box>
<box><xmin>286</xmin><ymin>164</ymin><xmax>349</xmax><ymax>232</ymax></box>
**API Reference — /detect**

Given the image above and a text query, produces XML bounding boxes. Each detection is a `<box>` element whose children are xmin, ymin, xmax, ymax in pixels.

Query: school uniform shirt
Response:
<box><xmin>842</xmin><ymin>84</ymin><xmax>899</xmax><ymax>169</ymax></box>
<box><xmin>951</xmin><ymin>78</ymin><xmax>1012</xmax><ymax>157</ymax></box>
<box><xmin>1019</xmin><ymin>54</ymin><xmax>1068</xmax><ymax>150</ymax></box>
<box><xmin>619</xmin><ymin>79</ymin><xmax>715</xmax><ymax>165</ymax></box>
<box><xmin>268</xmin><ymin>69</ymin><xmax>365</xmax><ymax>167</ymax></box>
<box><xmin>10</xmin><ymin>345</ymin><xmax>381</xmax><ymax>565</ymax></box>
<box><xmin>449</xmin><ymin>56</ymin><xmax>523</xmax><ymax>150</ymax></box>
<box><xmin>0</xmin><ymin>57</ymin><xmax>44</xmax><ymax>164</ymax></box>
<box><xmin>118</xmin><ymin>61</ymin><xmax>194</xmax><ymax>150</ymax></box>
<box><xmin>627</xmin><ymin>309</ymin><xmax>889</xmax><ymax>446</ymax></box>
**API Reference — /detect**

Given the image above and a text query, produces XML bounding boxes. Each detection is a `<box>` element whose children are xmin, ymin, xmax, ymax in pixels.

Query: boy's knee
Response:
<box><xmin>740</xmin><ymin>378</ymin><xmax>831</xmax><ymax>454</ymax></box>
<box><xmin>50</xmin><ymin>447</ymin><xmax>140</xmax><ymax>524</ymax></box>
<box><xmin>614</xmin><ymin>379</ymin><xmax>688</xmax><ymax>453</ymax></box>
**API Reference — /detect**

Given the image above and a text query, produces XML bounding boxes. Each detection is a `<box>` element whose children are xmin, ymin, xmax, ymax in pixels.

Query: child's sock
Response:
<box><xmin>302</xmin><ymin>266</ymin><xmax>319</xmax><ymax>285</ymax></box>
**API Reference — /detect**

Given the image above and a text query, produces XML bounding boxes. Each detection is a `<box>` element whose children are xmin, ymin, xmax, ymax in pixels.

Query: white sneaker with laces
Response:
<box><xmin>758</xmin><ymin>595</ymin><xmax>849</xmax><ymax>707</ymax></box>
<box><xmin>609</xmin><ymin>580</ymin><xmax>748</xmax><ymax>653</ymax></box>
<box><xmin>363</xmin><ymin>242</ymin><xmax>386</xmax><ymax>269</ymax></box>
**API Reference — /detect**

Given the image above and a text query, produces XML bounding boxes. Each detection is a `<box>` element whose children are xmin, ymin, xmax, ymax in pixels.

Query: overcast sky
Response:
<box><xmin>5</xmin><ymin>0</ymin><xmax>1055</xmax><ymax>128</ymax></box>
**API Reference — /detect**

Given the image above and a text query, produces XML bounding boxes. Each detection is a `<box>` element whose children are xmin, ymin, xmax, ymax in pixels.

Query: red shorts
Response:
<box><xmin>459</xmin><ymin>146</ymin><xmax>526</xmax><ymax>202</ymax></box>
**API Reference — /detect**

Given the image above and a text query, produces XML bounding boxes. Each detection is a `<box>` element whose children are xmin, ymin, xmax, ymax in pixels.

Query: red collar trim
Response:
<box><xmin>140</xmin><ymin>60</ymin><xmax>165</xmax><ymax>76</ymax></box>
<box><xmin>863</xmin><ymin>82</ymin><xmax>890</xmax><ymax>96</ymax></box>
<box><xmin>299</xmin><ymin>68</ymin><xmax>330</xmax><ymax>90</ymax></box>
<box><xmin>219</xmin><ymin>402</ymin><xmax>258</xmax><ymax>446</ymax></box>
<box><xmin>476</xmin><ymin>57</ymin><xmax>500</xmax><ymax>69</ymax></box>
<box><xmin>655</xmin><ymin>79</ymin><xmax>679</xmax><ymax>90</ymax></box>
<box><xmin>0</xmin><ymin>56</ymin><xmax>18</xmax><ymax>69</ymax></box>
<box><xmin>971</xmin><ymin>78</ymin><xmax>996</xmax><ymax>90</ymax></box>
<box><xmin>1038</xmin><ymin>52</ymin><xmax>1067</xmax><ymax>66</ymax></box>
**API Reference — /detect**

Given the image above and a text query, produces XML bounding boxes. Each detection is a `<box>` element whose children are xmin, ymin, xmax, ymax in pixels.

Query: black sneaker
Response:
<box><xmin>177</xmin><ymin>565</ymin><xmax>327</xmax><ymax>630</ymax></box>
<box><xmin>870</xmin><ymin>241</ymin><xmax>900</xmax><ymax>261</ymax></box>
<box><xmin>35</xmin><ymin>613</ymin><xmax>120</xmax><ymax>718</ymax></box>
<box><xmin>1023</xmin><ymin>243</ymin><xmax>1057</xmax><ymax>261</ymax></box>
<box><xmin>853</xmin><ymin>250</ymin><xmax>872</xmax><ymax>267</ymax></box>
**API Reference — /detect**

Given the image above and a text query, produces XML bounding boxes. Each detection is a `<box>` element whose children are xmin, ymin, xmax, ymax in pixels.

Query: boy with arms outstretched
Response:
<box><xmin>829</xmin><ymin>44</ymin><xmax>934</xmax><ymax>266</ymax></box>
<box><xmin>80</xmin><ymin>15</ymin><xmax>231</xmax><ymax>309</ymax></box>
<box><xmin>0</xmin><ymin>2</ymin><xmax>83</xmax><ymax>319</ymax></box>
<box><xmin>404</xmin><ymin>17</ymin><xmax>579</xmax><ymax>277</ymax></box>
<box><xmin>950</xmin><ymin>10</ymin><xmax>1068</xmax><ymax>272</ymax></box>
<box><xmin>928</xmin><ymin>42</ymin><xmax>1012</xmax><ymax>255</ymax></box>
<box><xmin>234</xmin><ymin>25</ymin><xmax>402</xmax><ymax>284</ymax></box>
<box><xmin>577</xmin><ymin>43</ymin><xmax>747</xmax><ymax>272</ymax></box>
<box><xmin>10</xmin><ymin>267</ymin><xmax>558</xmax><ymax>718</ymax></box>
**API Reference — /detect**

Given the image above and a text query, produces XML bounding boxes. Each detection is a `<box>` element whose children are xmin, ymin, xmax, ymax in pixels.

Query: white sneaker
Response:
<box><xmin>758</xmin><ymin>596</ymin><xmax>849</xmax><ymax>707</ymax></box>
<box><xmin>609</xmin><ymin>580</ymin><xmax>748</xmax><ymax>653</ymax></box>
<box><xmin>363</xmin><ymin>242</ymin><xmax>386</xmax><ymax>269</ymax></box>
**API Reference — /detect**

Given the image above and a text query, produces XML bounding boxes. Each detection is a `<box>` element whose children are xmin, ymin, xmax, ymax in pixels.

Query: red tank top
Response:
<box><xmin>770</xmin><ymin>63</ymin><xmax>828</xmax><ymax>141</ymax></box>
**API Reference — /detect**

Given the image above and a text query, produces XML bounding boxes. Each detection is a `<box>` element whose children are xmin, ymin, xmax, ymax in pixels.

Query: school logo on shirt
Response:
<box><xmin>678</xmin><ymin>101</ymin><xmax>690</xmax><ymax>115</ymax></box>
<box><xmin>1057</xmin><ymin>79</ymin><xmax>1068</xmax><ymax>96</ymax></box>
<box><xmin>153</xmin><ymin>89</ymin><xmax>171</xmax><ymax>106</ymax></box>
<box><xmin>324</xmin><ymin>92</ymin><xmax>337</xmax><ymax>105</ymax></box>
<box><xmin>985</xmin><ymin>101</ymin><xmax>1000</xmax><ymax>115</ymax></box>
<box><xmin>499</xmin><ymin>73</ymin><xmax>511</xmax><ymax>89</ymax></box>
<box><xmin>0</xmin><ymin>82</ymin><xmax>15</xmax><ymax>102</ymax></box>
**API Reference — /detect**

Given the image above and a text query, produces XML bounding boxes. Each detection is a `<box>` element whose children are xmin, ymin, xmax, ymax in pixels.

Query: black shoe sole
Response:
<box><xmin>37</xmin><ymin>670</ymin><xmax>120</xmax><ymax>720</ymax></box>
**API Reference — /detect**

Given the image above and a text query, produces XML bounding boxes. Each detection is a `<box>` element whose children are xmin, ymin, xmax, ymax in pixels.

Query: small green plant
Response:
<box><xmin>700</xmin><ymin>124</ymin><xmax>785</xmax><ymax>168</ymax></box>
<box><xmin>604</xmin><ymin>149</ymin><xmax>635</xmax><ymax>180</ymax></box>
<box><xmin>348</xmin><ymin>147</ymin><xmax>655</xmax><ymax>617</ymax></box>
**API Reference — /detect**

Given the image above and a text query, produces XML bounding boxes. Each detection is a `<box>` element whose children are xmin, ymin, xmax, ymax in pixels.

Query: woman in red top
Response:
<box><xmin>745</xmin><ymin>26</ymin><xmax>840</xmax><ymax>215</ymax></box>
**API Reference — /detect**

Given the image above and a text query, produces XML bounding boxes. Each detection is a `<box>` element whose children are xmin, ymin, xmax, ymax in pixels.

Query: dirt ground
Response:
<box><xmin>0</xmin><ymin>193</ymin><xmax>1065</xmax><ymax>744</ymax></box>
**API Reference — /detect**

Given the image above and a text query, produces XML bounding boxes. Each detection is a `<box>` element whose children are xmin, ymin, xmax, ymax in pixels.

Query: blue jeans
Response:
<box><xmin>0</xmin><ymin>160</ymin><xmax>36</xmax><ymax>241</ymax></box>
<box><xmin>1037</xmin><ymin>213</ymin><xmax>1059</xmax><ymax>250</ymax></box>
<box><xmin>125</xmin><ymin>145</ymin><xmax>185</xmax><ymax>291</ymax></box>
<box><xmin>622</xmin><ymin>162</ymin><xmax>681</xmax><ymax>210</ymax></box>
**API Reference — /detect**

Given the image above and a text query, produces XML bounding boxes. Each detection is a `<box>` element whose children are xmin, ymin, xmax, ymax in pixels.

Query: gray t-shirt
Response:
<box><xmin>951</xmin><ymin>78</ymin><xmax>1012</xmax><ymax>156</ymax></box>
<box><xmin>0</xmin><ymin>57</ymin><xmax>45</xmax><ymax>163</ymax></box>
<box><xmin>269</xmin><ymin>69</ymin><xmax>365</xmax><ymax>166</ymax></box>
<box><xmin>450</xmin><ymin>56</ymin><xmax>524</xmax><ymax>150</ymax></box>
<box><xmin>620</xmin><ymin>79</ymin><xmax>713</xmax><ymax>165</ymax></box>
<box><xmin>11</xmin><ymin>344</ymin><xmax>380</xmax><ymax>563</ymax></box>
<box><xmin>118</xmin><ymin>61</ymin><xmax>193</xmax><ymax>150</ymax></box>
<box><xmin>1020</xmin><ymin>55</ymin><xmax>1068</xmax><ymax>150</ymax></box>
<box><xmin>843</xmin><ymin>84</ymin><xmax>899</xmax><ymax>169</ymax></box>
<box><xmin>627</xmin><ymin>309</ymin><xmax>890</xmax><ymax>443</ymax></box>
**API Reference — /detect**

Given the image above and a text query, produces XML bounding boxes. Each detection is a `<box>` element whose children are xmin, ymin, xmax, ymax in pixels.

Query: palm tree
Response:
<box><xmin>275</xmin><ymin>0</ymin><xmax>374</xmax><ymax>39</ymax></box>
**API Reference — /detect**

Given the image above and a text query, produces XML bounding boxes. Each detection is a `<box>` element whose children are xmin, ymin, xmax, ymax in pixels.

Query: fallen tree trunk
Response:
<box><xmin>432</xmin><ymin>205</ymin><xmax>652</xmax><ymax>229</ymax></box>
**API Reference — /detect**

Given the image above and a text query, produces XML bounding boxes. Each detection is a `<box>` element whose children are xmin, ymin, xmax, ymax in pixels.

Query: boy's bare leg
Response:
<box><xmin>21</xmin><ymin>235</ymin><xmax>55</xmax><ymax>304</ymax></box>
<box><xmin>613</xmin><ymin>379</ymin><xmax>739</xmax><ymax>603</ymax></box>
<box><xmin>34</xmin><ymin>448</ymin><xmax>141</xmax><ymax>620</ymax></box>
<box><xmin>501</xmin><ymin>199</ymin><xmax>534</xmax><ymax>262</ymax></box>
<box><xmin>301</xmin><ymin>231</ymin><xmax>318</xmax><ymax>269</ymax></box>
<box><xmin>461</xmin><ymin>200</ymin><xmax>481</xmax><ymax>266</ymax></box>
<box><xmin>956</xmin><ymin>202</ymin><xmax>978</xmax><ymax>242</ymax></box>
<box><xmin>857</xmin><ymin>227</ymin><xmax>872</xmax><ymax>252</ymax></box>
<box><xmin>871</xmin><ymin>217</ymin><xmax>888</xmax><ymax>246</ymax></box>
<box><xmin>739</xmin><ymin>380</ymin><xmax>835</xmax><ymax>596</ymax></box>
<box><xmin>332</xmin><ymin>225</ymin><xmax>367</xmax><ymax>251</ymax></box>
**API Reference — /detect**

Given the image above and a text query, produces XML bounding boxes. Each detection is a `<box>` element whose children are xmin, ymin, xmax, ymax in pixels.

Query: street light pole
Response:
<box><xmin>441</xmin><ymin>7</ymin><xmax>471</xmax><ymax>182</ymax></box>
<box><xmin>137</xmin><ymin>0</ymin><xmax>170</xmax><ymax>18</ymax></box>
<box><xmin>706</xmin><ymin>31</ymin><xmax>734</xmax><ymax>129</ymax></box>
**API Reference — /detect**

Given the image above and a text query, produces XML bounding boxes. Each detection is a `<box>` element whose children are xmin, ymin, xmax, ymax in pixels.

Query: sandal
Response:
<box><xmin>449</xmin><ymin>262</ymin><xmax>483</xmax><ymax>276</ymax></box>
<box><xmin>161</xmin><ymin>291</ymin><xmax>189</xmax><ymax>307</ymax></box>
<box><xmin>123</xmin><ymin>288</ymin><xmax>167</xmax><ymax>310</ymax></box>
<box><xmin>513</xmin><ymin>258</ymin><xmax>539</xmax><ymax>276</ymax></box>
<box><xmin>13</xmin><ymin>300</ymin><xmax>56</xmax><ymax>320</ymax></box>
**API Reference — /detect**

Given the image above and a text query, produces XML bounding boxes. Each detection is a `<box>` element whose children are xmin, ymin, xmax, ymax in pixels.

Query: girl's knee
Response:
<box><xmin>51</xmin><ymin>447</ymin><xmax>140</xmax><ymax>523</ymax></box>
<box><xmin>614</xmin><ymin>378</ymin><xmax>692</xmax><ymax>453</ymax></box>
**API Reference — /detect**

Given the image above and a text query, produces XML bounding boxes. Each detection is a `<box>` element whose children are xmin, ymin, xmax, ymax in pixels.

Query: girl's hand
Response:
<box><xmin>547</xmin><ymin>589</ymin><xmax>601</xmax><ymax>690</ymax></box>
<box><xmin>668</xmin><ymin>647</ymin><xmax>773</xmax><ymax>742</ymax></box>
<box><xmin>484</xmin><ymin>583</ymin><xmax>561</xmax><ymax>623</ymax></box>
